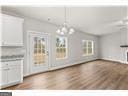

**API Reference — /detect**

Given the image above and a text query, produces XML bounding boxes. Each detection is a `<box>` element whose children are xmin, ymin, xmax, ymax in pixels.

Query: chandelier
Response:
<box><xmin>56</xmin><ymin>7</ymin><xmax>75</xmax><ymax>35</ymax></box>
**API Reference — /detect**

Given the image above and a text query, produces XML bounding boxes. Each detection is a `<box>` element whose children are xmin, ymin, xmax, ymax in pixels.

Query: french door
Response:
<box><xmin>29</xmin><ymin>32</ymin><xmax>49</xmax><ymax>74</ymax></box>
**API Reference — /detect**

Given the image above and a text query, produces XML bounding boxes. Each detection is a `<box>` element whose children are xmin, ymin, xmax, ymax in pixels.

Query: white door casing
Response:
<box><xmin>29</xmin><ymin>32</ymin><xmax>50</xmax><ymax>74</ymax></box>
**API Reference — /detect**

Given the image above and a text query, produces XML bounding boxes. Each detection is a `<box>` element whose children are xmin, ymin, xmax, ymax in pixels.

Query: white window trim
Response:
<box><xmin>56</xmin><ymin>36</ymin><xmax>68</xmax><ymax>60</ymax></box>
<box><xmin>82</xmin><ymin>40</ymin><xmax>94</xmax><ymax>56</ymax></box>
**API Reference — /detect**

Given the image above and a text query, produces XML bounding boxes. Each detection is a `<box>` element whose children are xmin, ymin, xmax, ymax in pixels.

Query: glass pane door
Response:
<box><xmin>29</xmin><ymin>32</ymin><xmax>49</xmax><ymax>74</ymax></box>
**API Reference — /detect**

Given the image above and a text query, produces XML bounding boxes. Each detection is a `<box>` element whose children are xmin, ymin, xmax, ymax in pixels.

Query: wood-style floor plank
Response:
<box><xmin>3</xmin><ymin>60</ymin><xmax>128</xmax><ymax>90</ymax></box>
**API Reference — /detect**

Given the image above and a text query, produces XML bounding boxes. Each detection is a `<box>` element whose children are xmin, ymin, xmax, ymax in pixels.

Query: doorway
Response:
<box><xmin>29</xmin><ymin>32</ymin><xmax>50</xmax><ymax>74</ymax></box>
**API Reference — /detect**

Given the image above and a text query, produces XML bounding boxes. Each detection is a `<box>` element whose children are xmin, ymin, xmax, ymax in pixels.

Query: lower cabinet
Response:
<box><xmin>0</xmin><ymin>68</ymin><xmax>8</xmax><ymax>87</ymax></box>
<box><xmin>8</xmin><ymin>66</ymin><xmax>23</xmax><ymax>84</ymax></box>
<box><xmin>0</xmin><ymin>60</ymin><xmax>23</xmax><ymax>89</ymax></box>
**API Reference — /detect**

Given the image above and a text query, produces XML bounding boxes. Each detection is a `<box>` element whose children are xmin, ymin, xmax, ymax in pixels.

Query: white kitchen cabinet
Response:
<box><xmin>8</xmin><ymin>66</ymin><xmax>23</xmax><ymax>84</ymax></box>
<box><xmin>1</xmin><ymin>14</ymin><xmax>24</xmax><ymax>46</ymax></box>
<box><xmin>0</xmin><ymin>60</ymin><xmax>23</xmax><ymax>89</ymax></box>
<box><xmin>0</xmin><ymin>68</ymin><xmax>8</xmax><ymax>87</ymax></box>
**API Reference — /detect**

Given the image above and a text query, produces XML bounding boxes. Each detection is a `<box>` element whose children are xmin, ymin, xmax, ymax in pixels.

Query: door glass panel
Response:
<box><xmin>34</xmin><ymin>37</ymin><xmax>46</xmax><ymax>65</ymax></box>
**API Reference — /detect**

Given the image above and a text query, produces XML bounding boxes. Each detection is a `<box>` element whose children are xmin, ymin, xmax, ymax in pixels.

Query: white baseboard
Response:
<box><xmin>101</xmin><ymin>58</ymin><xmax>128</xmax><ymax>64</ymax></box>
<box><xmin>23</xmin><ymin>73</ymin><xmax>30</xmax><ymax>77</ymax></box>
<box><xmin>24</xmin><ymin>58</ymin><xmax>128</xmax><ymax>77</ymax></box>
<box><xmin>101</xmin><ymin>58</ymin><xmax>121</xmax><ymax>62</ymax></box>
<box><xmin>23</xmin><ymin>59</ymin><xmax>97</xmax><ymax>77</ymax></box>
<box><xmin>49</xmin><ymin>59</ymin><xmax>97</xmax><ymax>71</ymax></box>
<box><xmin>120</xmin><ymin>61</ymin><xmax>128</xmax><ymax>64</ymax></box>
<box><xmin>0</xmin><ymin>81</ymin><xmax>21</xmax><ymax>89</ymax></box>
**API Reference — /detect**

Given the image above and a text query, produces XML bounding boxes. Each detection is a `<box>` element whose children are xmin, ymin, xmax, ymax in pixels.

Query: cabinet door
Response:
<box><xmin>0</xmin><ymin>68</ymin><xmax>8</xmax><ymax>87</ymax></box>
<box><xmin>2</xmin><ymin>14</ymin><xmax>24</xmax><ymax>46</ymax></box>
<box><xmin>8</xmin><ymin>66</ymin><xmax>22</xmax><ymax>84</ymax></box>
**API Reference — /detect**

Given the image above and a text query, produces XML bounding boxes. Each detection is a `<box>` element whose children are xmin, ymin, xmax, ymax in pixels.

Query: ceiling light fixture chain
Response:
<box><xmin>64</xmin><ymin>6</ymin><xmax>66</xmax><ymax>25</ymax></box>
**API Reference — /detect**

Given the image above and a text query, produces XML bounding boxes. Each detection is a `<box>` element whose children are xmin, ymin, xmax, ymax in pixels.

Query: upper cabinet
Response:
<box><xmin>1</xmin><ymin>14</ymin><xmax>24</xmax><ymax>46</ymax></box>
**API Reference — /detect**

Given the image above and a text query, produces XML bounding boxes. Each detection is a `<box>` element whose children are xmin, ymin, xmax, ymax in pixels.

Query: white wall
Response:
<box><xmin>2</xmin><ymin>8</ymin><xmax>128</xmax><ymax>78</ymax></box>
<box><xmin>0</xmin><ymin>7</ymin><xmax>2</xmax><ymax>47</ymax></box>
<box><xmin>1</xmin><ymin>10</ymin><xmax>99</xmax><ymax>76</ymax></box>
<box><xmin>53</xmin><ymin>30</ymin><xmax>99</xmax><ymax>67</ymax></box>
<box><xmin>23</xmin><ymin>17</ymin><xmax>57</xmax><ymax>76</ymax></box>
<box><xmin>24</xmin><ymin>17</ymin><xmax>99</xmax><ymax>76</ymax></box>
<box><xmin>99</xmin><ymin>31</ymin><xmax>128</xmax><ymax>63</ymax></box>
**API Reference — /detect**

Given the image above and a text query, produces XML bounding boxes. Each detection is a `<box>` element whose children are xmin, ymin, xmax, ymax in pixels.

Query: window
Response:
<box><xmin>82</xmin><ymin>40</ymin><xmax>94</xmax><ymax>56</ymax></box>
<box><xmin>56</xmin><ymin>36</ymin><xmax>67</xmax><ymax>59</ymax></box>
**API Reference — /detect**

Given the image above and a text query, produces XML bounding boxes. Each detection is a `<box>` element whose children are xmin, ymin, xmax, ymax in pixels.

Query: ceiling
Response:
<box><xmin>2</xmin><ymin>6</ymin><xmax>128</xmax><ymax>36</ymax></box>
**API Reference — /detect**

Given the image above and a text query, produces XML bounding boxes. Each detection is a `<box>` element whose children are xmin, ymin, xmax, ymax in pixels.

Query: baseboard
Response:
<box><xmin>101</xmin><ymin>58</ymin><xmax>128</xmax><ymax>64</ymax></box>
<box><xmin>0</xmin><ymin>81</ymin><xmax>21</xmax><ymax>89</ymax></box>
<box><xmin>24</xmin><ymin>58</ymin><xmax>127</xmax><ymax>78</ymax></box>
<box><xmin>24</xmin><ymin>59</ymin><xmax>98</xmax><ymax>77</ymax></box>
<box><xmin>49</xmin><ymin>59</ymin><xmax>98</xmax><ymax>71</ymax></box>
<box><xmin>23</xmin><ymin>68</ymin><xmax>49</xmax><ymax>78</ymax></box>
<box><xmin>120</xmin><ymin>61</ymin><xmax>128</xmax><ymax>64</ymax></box>
<box><xmin>23</xmin><ymin>74</ymin><xmax>29</xmax><ymax>77</ymax></box>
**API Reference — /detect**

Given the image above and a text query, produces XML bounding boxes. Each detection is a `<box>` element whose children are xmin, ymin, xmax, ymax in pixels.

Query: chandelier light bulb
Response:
<box><xmin>69</xmin><ymin>31</ymin><xmax>73</xmax><ymax>34</ymax></box>
<box><xmin>60</xmin><ymin>31</ymin><xmax>64</xmax><ymax>35</ymax></box>
<box><xmin>70</xmin><ymin>28</ymin><xmax>75</xmax><ymax>33</ymax></box>
<box><xmin>61</xmin><ymin>27</ymin><xmax>68</xmax><ymax>33</ymax></box>
<box><xmin>56</xmin><ymin>29</ymin><xmax>61</xmax><ymax>34</ymax></box>
<box><xmin>69</xmin><ymin>28</ymin><xmax>75</xmax><ymax>34</ymax></box>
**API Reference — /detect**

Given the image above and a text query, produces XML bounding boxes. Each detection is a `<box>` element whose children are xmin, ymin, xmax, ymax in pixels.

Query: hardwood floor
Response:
<box><xmin>4</xmin><ymin>60</ymin><xmax>128</xmax><ymax>90</ymax></box>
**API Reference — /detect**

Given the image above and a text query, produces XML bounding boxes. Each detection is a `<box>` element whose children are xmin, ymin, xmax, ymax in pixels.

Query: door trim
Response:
<box><xmin>26</xmin><ymin>30</ymin><xmax>51</xmax><ymax>76</ymax></box>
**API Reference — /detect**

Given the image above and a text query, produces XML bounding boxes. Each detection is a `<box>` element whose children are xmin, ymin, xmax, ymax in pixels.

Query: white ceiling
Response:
<box><xmin>2</xmin><ymin>6</ymin><xmax>127</xmax><ymax>36</ymax></box>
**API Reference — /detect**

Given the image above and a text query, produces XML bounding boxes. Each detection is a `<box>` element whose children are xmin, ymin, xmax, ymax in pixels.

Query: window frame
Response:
<box><xmin>82</xmin><ymin>40</ymin><xmax>94</xmax><ymax>56</ymax></box>
<box><xmin>56</xmin><ymin>36</ymin><xmax>68</xmax><ymax>60</ymax></box>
